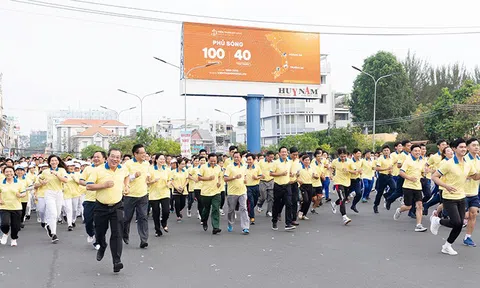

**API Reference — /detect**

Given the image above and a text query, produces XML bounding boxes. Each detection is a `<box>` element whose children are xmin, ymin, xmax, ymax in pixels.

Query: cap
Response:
<box><xmin>66</xmin><ymin>161</ymin><xmax>75</xmax><ymax>166</ymax></box>
<box><xmin>28</xmin><ymin>163</ymin><xmax>36</xmax><ymax>168</ymax></box>
<box><xmin>74</xmin><ymin>163</ymin><xmax>81</xmax><ymax>168</ymax></box>
<box><xmin>170</xmin><ymin>158</ymin><xmax>177</xmax><ymax>163</ymax></box>
<box><xmin>14</xmin><ymin>165</ymin><xmax>25</xmax><ymax>170</ymax></box>
<box><xmin>39</xmin><ymin>163</ymin><xmax>48</xmax><ymax>168</ymax></box>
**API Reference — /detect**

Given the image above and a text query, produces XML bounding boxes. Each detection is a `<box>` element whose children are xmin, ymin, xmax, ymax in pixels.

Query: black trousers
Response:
<box><xmin>94</xmin><ymin>201</ymin><xmax>124</xmax><ymax>264</ymax></box>
<box><xmin>272</xmin><ymin>183</ymin><xmax>293</xmax><ymax>226</ymax></box>
<box><xmin>335</xmin><ymin>185</ymin><xmax>348</xmax><ymax>216</ymax></box>
<box><xmin>290</xmin><ymin>183</ymin><xmax>299</xmax><ymax>221</ymax></box>
<box><xmin>194</xmin><ymin>189</ymin><xmax>203</xmax><ymax>214</ymax></box>
<box><xmin>0</xmin><ymin>210</ymin><xmax>21</xmax><ymax>239</ymax></box>
<box><xmin>173</xmin><ymin>193</ymin><xmax>186</xmax><ymax>217</ymax></box>
<box><xmin>149</xmin><ymin>198</ymin><xmax>170</xmax><ymax>234</ymax></box>
<box><xmin>21</xmin><ymin>202</ymin><xmax>27</xmax><ymax>223</ymax></box>
<box><xmin>374</xmin><ymin>174</ymin><xmax>396</xmax><ymax>206</ymax></box>
<box><xmin>187</xmin><ymin>192</ymin><xmax>195</xmax><ymax>210</ymax></box>
<box><xmin>440</xmin><ymin>198</ymin><xmax>466</xmax><ymax>244</ymax></box>
<box><xmin>300</xmin><ymin>184</ymin><xmax>313</xmax><ymax>215</ymax></box>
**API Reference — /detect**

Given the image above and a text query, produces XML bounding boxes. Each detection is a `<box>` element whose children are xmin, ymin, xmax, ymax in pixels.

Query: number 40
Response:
<box><xmin>234</xmin><ymin>49</ymin><xmax>251</xmax><ymax>61</ymax></box>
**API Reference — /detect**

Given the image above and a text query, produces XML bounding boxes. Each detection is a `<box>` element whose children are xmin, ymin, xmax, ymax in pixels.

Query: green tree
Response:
<box><xmin>261</xmin><ymin>144</ymin><xmax>278</xmax><ymax>153</ymax></box>
<box><xmin>236</xmin><ymin>143</ymin><xmax>247</xmax><ymax>153</ymax></box>
<box><xmin>136</xmin><ymin>128</ymin><xmax>155</xmax><ymax>147</ymax></box>
<box><xmin>350</xmin><ymin>51</ymin><xmax>414</xmax><ymax>132</ymax></box>
<box><xmin>109</xmin><ymin>137</ymin><xmax>136</xmax><ymax>156</ymax></box>
<box><xmin>147</xmin><ymin>138</ymin><xmax>181</xmax><ymax>155</ymax></box>
<box><xmin>80</xmin><ymin>145</ymin><xmax>105</xmax><ymax>160</ymax></box>
<box><xmin>279</xmin><ymin>134</ymin><xmax>318</xmax><ymax>152</ymax></box>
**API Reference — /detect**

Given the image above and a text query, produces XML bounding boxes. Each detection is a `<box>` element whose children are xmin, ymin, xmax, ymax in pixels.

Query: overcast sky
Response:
<box><xmin>1</xmin><ymin>0</ymin><xmax>480</xmax><ymax>134</ymax></box>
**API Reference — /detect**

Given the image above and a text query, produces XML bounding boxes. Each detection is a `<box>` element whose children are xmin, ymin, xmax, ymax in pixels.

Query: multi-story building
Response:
<box><xmin>260</xmin><ymin>55</ymin><xmax>333</xmax><ymax>146</ymax></box>
<box><xmin>29</xmin><ymin>130</ymin><xmax>47</xmax><ymax>149</ymax></box>
<box><xmin>47</xmin><ymin>109</ymin><xmax>117</xmax><ymax>153</ymax></box>
<box><xmin>55</xmin><ymin>119</ymin><xmax>128</xmax><ymax>155</ymax></box>
<box><xmin>333</xmin><ymin>92</ymin><xmax>352</xmax><ymax>128</ymax></box>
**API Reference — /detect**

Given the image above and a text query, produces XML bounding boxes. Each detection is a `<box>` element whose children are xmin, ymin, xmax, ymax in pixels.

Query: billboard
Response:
<box><xmin>182</xmin><ymin>23</ymin><xmax>320</xmax><ymax>84</ymax></box>
<box><xmin>180</xmin><ymin>131</ymin><xmax>192</xmax><ymax>158</ymax></box>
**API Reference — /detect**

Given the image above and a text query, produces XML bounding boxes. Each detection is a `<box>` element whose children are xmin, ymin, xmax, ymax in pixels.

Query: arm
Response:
<box><xmin>399</xmin><ymin>170</ymin><xmax>417</xmax><ymax>182</ymax></box>
<box><xmin>431</xmin><ymin>171</ymin><xmax>457</xmax><ymax>193</ymax></box>
<box><xmin>123</xmin><ymin>175</ymin><xmax>130</xmax><ymax>195</ymax></box>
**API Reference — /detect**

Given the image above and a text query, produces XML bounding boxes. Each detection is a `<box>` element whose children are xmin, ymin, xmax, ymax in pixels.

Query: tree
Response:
<box><xmin>136</xmin><ymin>128</ymin><xmax>155</xmax><ymax>147</ymax></box>
<box><xmin>350</xmin><ymin>51</ymin><xmax>414</xmax><ymax>132</ymax></box>
<box><xmin>236</xmin><ymin>143</ymin><xmax>247</xmax><ymax>153</ymax></box>
<box><xmin>146</xmin><ymin>138</ymin><xmax>181</xmax><ymax>155</ymax></box>
<box><xmin>279</xmin><ymin>134</ymin><xmax>318</xmax><ymax>152</ymax></box>
<box><xmin>109</xmin><ymin>137</ymin><xmax>136</xmax><ymax>156</ymax></box>
<box><xmin>80</xmin><ymin>145</ymin><xmax>105</xmax><ymax>160</ymax></box>
<box><xmin>261</xmin><ymin>144</ymin><xmax>278</xmax><ymax>153</ymax></box>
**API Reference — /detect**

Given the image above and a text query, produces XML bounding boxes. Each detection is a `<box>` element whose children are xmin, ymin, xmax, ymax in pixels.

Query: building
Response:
<box><xmin>55</xmin><ymin>119</ymin><xmax>128</xmax><ymax>155</ymax></box>
<box><xmin>191</xmin><ymin>129</ymin><xmax>215</xmax><ymax>154</ymax></box>
<box><xmin>29</xmin><ymin>130</ymin><xmax>47</xmax><ymax>149</ymax></box>
<box><xmin>333</xmin><ymin>92</ymin><xmax>352</xmax><ymax>128</ymax></box>
<box><xmin>260</xmin><ymin>55</ymin><xmax>334</xmax><ymax>146</ymax></box>
<box><xmin>47</xmin><ymin>109</ymin><xmax>117</xmax><ymax>153</ymax></box>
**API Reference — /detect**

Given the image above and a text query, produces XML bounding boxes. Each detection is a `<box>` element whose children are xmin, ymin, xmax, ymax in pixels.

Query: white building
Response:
<box><xmin>333</xmin><ymin>92</ymin><xmax>352</xmax><ymax>128</ymax></box>
<box><xmin>47</xmin><ymin>109</ymin><xmax>117</xmax><ymax>153</ymax></box>
<box><xmin>55</xmin><ymin>119</ymin><xmax>128</xmax><ymax>155</ymax></box>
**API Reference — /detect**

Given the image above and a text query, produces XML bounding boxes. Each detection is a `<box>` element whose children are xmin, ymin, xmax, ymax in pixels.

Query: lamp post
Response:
<box><xmin>153</xmin><ymin>57</ymin><xmax>220</xmax><ymax>132</ymax></box>
<box><xmin>100</xmin><ymin>105</ymin><xmax>136</xmax><ymax>121</ymax></box>
<box><xmin>214</xmin><ymin>108</ymin><xmax>245</xmax><ymax>144</ymax></box>
<box><xmin>117</xmin><ymin>89</ymin><xmax>163</xmax><ymax>128</ymax></box>
<box><xmin>352</xmin><ymin>66</ymin><xmax>395</xmax><ymax>151</ymax></box>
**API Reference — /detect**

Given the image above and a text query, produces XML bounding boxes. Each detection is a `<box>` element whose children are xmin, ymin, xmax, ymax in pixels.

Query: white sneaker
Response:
<box><xmin>10</xmin><ymin>239</ymin><xmax>17</xmax><ymax>247</ymax></box>
<box><xmin>94</xmin><ymin>244</ymin><xmax>100</xmax><ymax>250</ymax></box>
<box><xmin>37</xmin><ymin>217</ymin><xmax>41</xmax><ymax>223</ymax></box>
<box><xmin>1</xmin><ymin>234</ymin><xmax>8</xmax><ymax>245</ymax></box>
<box><xmin>234</xmin><ymin>213</ymin><xmax>237</xmax><ymax>219</ymax></box>
<box><xmin>441</xmin><ymin>244</ymin><xmax>458</xmax><ymax>255</ymax></box>
<box><xmin>330</xmin><ymin>201</ymin><xmax>337</xmax><ymax>214</ymax></box>
<box><xmin>298</xmin><ymin>211</ymin><xmax>304</xmax><ymax>220</ymax></box>
<box><xmin>343</xmin><ymin>215</ymin><xmax>351</xmax><ymax>225</ymax></box>
<box><xmin>266</xmin><ymin>212</ymin><xmax>272</xmax><ymax>217</ymax></box>
<box><xmin>87</xmin><ymin>236</ymin><xmax>94</xmax><ymax>243</ymax></box>
<box><xmin>415</xmin><ymin>224</ymin><xmax>427</xmax><ymax>232</ymax></box>
<box><xmin>393</xmin><ymin>208</ymin><xmax>401</xmax><ymax>220</ymax></box>
<box><xmin>430</xmin><ymin>216</ymin><xmax>441</xmax><ymax>235</ymax></box>
<box><xmin>187</xmin><ymin>210</ymin><xmax>192</xmax><ymax>218</ymax></box>
<box><xmin>197</xmin><ymin>212</ymin><xmax>201</xmax><ymax>220</ymax></box>
<box><xmin>256</xmin><ymin>206</ymin><xmax>263</xmax><ymax>213</ymax></box>
<box><xmin>383</xmin><ymin>201</ymin><xmax>387</xmax><ymax>209</ymax></box>
<box><xmin>303</xmin><ymin>216</ymin><xmax>309</xmax><ymax>220</ymax></box>
<box><xmin>348</xmin><ymin>192</ymin><xmax>356</xmax><ymax>200</ymax></box>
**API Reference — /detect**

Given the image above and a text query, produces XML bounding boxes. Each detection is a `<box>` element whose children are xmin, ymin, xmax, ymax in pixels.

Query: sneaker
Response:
<box><xmin>373</xmin><ymin>205</ymin><xmax>379</xmax><ymax>214</ymax></box>
<box><xmin>343</xmin><ymin>216</ymin><xmax>352</xmax><ymax>225</ymax></box>
<box><xmin>234</xmin><ymin>213</ymin><xmax>237</xmax><ymax>219</ymax></box>
<box><xmin>68</xmin><ymin>226</ymin><xmax>73</xmax><ymax>231</ymax></box>
<box><xmin>310</xmin><ymin>209</ymin><xmax>318</xmax><ymax>214</ymax></box>
<box><xmin>243</xmin><ymin>229</ymin><xmax>249</xmax><ymax>235</ymax></box>
<box><xmin>72</xmin><ymin>222</ymin><xmax>76</xmax><ymax>228</ymax></box>
<box><xmin>348</xmin><ymin>192</ymin><xmax>356</xmax><ymax>200</ymax></box>
<box><xmin>250</xmin><ymin>218</ymin><xmax>255</xmax><ymax>225</ymax></box>
<box><xmin>45</xmin><ymin>224</ymin><xmax>52</xmax><ymax>238</ymax></box>
<box><xmin>203</xmin><ymin>222</ymin><xmax>208</xmax><ymax>231</ymax></box>
<box><xmin>383</xmin><ymin>201</ymin><xmax>387</xmax><ymax>209</ymax></box>
<box><xmin>113</xmin><ymin>262</ymin><xmax>124</xmax><ymax>273</ymax></box>
<box><xmin>97</xmin><ymin>246</ymin><xmax>106</xmax><ymax>261</ymax></box>
<box><xmin>0</xmin><ymin>234</ymin><xmax>8</xmax><ymax>245</ymax></box>
<box><xmin>330</xmin><ymin>201</ymin><xmax>337</xmax><ymax>214</ymax></box>
<box><xmin>393</xmin><ymin>208</ymin><xmax>401</xmax><ymax>220</ymax></box>
<box><xmin>385</xmin><ymin>201</ymin><xmax>392</xmax><ymax>211</ymax></box>
<box><xmin>187</xmin><ymin>210</ymin><xmax>192</xmax><ymax>218</ymax></box>
<box><xmin>415</xmin><ymin>224</ymin><xmax>427</xmax><ymax>232</ymax></box>
<box><xmin>256</xmin><ymin>206</ymin><xmax>263</xmax><ymax>213</ymax></box>
<box><xmin>303</xmin><ymin>216</ymin><xmax>309</xmax><ymax>220</ymax></box>
<box><xmin>325</xmin><ymin>198</ymin><xmax>331</xmax><ymax>202</ymax></box>
<box><xmin>220</xmin><ymin>209</ymin><xmax>225</xmax><ymax>216</ymax></box>
<box><xmin>441</xmin><ymin>244</ymin><xmax>458</xmax><ymax>256</ymax></box>
<box><xmin>37</xmin><ymin>217</ymin><xmax>41</xmax><ymax>223</ymax></box>
<box><xmin>285</xmin><ymin>225</ymin><xmax>296</xmax><ymax>231</ymax></box>
<box><xmin>212</xmin><ymin>228</ymin><xmax>222</xmax><ymax>235</ymax></box>
<box><xmin>94</xmin><ymin>244</ymin><xmax>100</xmax><ymax>250</ymax></box>
<box><xmin>163</xmin><ymin>226</ymin><xmax>169</xmax><ymax>233</ymax></box>
<box><xmin>10</xmin><ymin>239</ymin><xmax>17</xmax><ymax>247</ymax></box>
<box><xmin>25</xmin><ymin>215</ymin><xmax>30</xmax><ymax>220</ymax></box>
<box><xmin>272</xmin><ymin>222</ymin><xmax>278</xmax><ymax>231</ymax></box>
<box><xmin>464</xmin><ymin>237</ymin><xmax>476</xmax><ymax>247</ymax></box>
<box><xmin>177</xmin><ymin>217</ymin><xmax>182</xmax><ymax>222</ymax></box>
<box><xmin>430</xmin><ymin>216</ymin><xmax>441</xmax><ymax>235</ymax></box>
<box><xmin>298</xmin><ymin>211</ymin><xmax>304</xmax><ymax>220</ymax></box>
<box><xmin>51</xmin><ymin>234</ymin><xmax>59</xmax><ymax>244</ymax></box>
<box><xmin>351</xmin><ymin>206</ymin><xmax>359</xmax><ymax>213</ymax></box>
<box><xmin>140</xmin><ymin>242</ymin><xmax>148</xmax><ymax>249</ymax></box>
<box><xmin>227</xmin><ymin>223</ymin><xmax>233</xmax><ymax>232</ymax></box>
<box><xmin>87</xmin><ymin>236</ymin><xmax>94</xmax><ymax>243</ymax></box>
<box><xmin>197</xmin><ymin>213</ymin><xmax>201</xmax><ymax>220</ymax></box>
<box><xmin>266</xmin><ymin>212</ymin><xmax>272</xmax><ymax>217</ymax></box>
<box><xmin>361</xmin><ymin>198</ymin><xmax>368</xmax><ymax>203</ymax></box>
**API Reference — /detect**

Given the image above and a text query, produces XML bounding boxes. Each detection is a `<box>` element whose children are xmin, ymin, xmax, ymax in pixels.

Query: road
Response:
<box><xmin>0</xmin><ymin>199</ymin><xmax>477</xmax><ymax>288</ymax></box>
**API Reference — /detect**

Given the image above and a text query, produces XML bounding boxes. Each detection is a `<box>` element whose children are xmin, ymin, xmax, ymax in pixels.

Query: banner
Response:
<box><xmin>180</xmin><ymin>131</ymin><xmax>192</xmax><ymax>158</ymax></box>
<box><xmin>182</xmin><ymin>23</ymin><xmax>320</xmax><ymax>84</ymax></box>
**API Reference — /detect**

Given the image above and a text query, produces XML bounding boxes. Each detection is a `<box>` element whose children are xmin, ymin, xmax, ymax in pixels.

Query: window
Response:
<box><xmin>319</xmin><ymin>94</ymin><xmax>327</xmax><ymax>103</ymax></box>
<box><xmin>321</xmin><ymin>75</ymin><xmax>327</xmax><ymax>84</ymax></box>
<box><xmin>319</xmin><ymin>115</ymin><xmax>327</xmax><ymax>123</ymax></box>
<box><xmin>286</xmin><ymin>115</ymin><xmax>295</xmax><ymax>124</ymax></box>
<box><xmin>335</xmin><ymin>113</ymin><xmax>349</xmax><ymax>121</ymax></box>
<box><xmin>275</xmin><ymin>99</ymin><xmax>279</xmax><ymax>109</ymax></box>
<box><xmin>276</xmin><ymin>116</ymin><xmax>280</xmax><ymax>127</ymax></box>
<box><xmin>305</xmin><ymin>115</ymin><xmax>313</xmax><ymax>123</ymax></box>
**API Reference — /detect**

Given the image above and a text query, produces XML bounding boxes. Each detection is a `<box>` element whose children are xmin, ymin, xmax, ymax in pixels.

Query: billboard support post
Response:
<box><xmin>246</xmin><ymin>94</ymin><xmax>263</xmax><ymax>153</ymax></box>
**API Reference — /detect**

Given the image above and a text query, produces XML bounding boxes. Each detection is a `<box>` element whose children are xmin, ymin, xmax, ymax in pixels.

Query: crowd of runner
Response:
<box><xmin>0</xmin><ymin>137</ymin><xmax>478</xmax><ymax>272</ymax></box>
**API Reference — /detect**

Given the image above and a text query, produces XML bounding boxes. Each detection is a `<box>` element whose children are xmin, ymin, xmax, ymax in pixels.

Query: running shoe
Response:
<box><xmin>463</xmin><ymin>237</ymin><xmax>476</xmax><ymax>247</ymax></box>
<box><xmin>441</xmin><ymin>244</ymin><xmax>458</xmax><ymax>256</ymax></box>
<box><xmin>393</xmin><ymin>208</ymin><xmax>401</xmax><ymax>220</ymax></box>
<box><xmin>415</xmin><ymin>224</ymin><xmax>427</xmax><ymax>232</ymax></box>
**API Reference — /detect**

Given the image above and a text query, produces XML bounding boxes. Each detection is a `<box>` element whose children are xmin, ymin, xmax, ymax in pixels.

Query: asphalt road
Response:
<box><xmin>0</xmin><ymin>199</ymin><xmax>477</xmax><ymax>288</ymax></box>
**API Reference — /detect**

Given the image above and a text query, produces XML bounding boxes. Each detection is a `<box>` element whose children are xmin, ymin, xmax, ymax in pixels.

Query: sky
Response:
<box><xmin>1</xmin><ymin>0</ymin><xmax>480</xmax><ymax>135</ymax></box>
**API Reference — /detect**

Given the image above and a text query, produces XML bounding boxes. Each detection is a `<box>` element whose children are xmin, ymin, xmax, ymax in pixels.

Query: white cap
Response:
<box><xmin>81</xmin><ymin>161</ymin><xmax>89</xmax><ymax>166</ymax></box>
<box><xmin>74</xmin><ymin>163</ymin><xmax>81</xmax><ymax>168</ymax></box>
<box><xmin>66</xmin><ymin>161</ymin><xmax>75</xmax><ymax>166</ymax></box>
<box><xmin>14</xmin><ymin>164</ymin><xmax>25</xmax><ymax>170</ymax></box>
<box><xmin>170</xmin><ymin>158</ymin><xmax>177</xmax><ymax>163</ymax></box>
<box><xmin>28</xmin><ymin>163</ymin><xmax>36</xmax><ymax>168</ymax></box>
<box><xmin>39</xmin><ymin>163</ymin><xmax>48</xmax><ymax>168</ymax></box>
<box><xmin>20</xmin><ymin>162</ymin><xmax>28</xmax><ymax>167</ymax></box>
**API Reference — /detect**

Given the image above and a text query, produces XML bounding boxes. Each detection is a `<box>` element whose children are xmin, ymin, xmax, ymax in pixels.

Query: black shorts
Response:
<box><xmin>313</xmin><ymin>186</ymin><xmax>323</xmax><ymax>195</ymax></box>
<box><xmin>403</xmin><ymin>188</ymin><xmax>423</xmax><ymax>206</ymax></box>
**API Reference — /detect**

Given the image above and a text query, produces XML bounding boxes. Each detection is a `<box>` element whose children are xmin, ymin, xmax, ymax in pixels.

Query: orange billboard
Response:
<box><xmin>181</xmin><ymin>23</ymin><xmax>320</xmax><ymax>84</ymax></box>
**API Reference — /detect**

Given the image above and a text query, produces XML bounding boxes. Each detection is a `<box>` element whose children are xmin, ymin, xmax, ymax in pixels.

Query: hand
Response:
<box><xmin>290</xmin><ymin>172</ymin><xmax>294</xmax><ymax>177</ymax></box>
<box><xmin>51</xmin><ymin>171</ymin><xmax>57</xmax><ymax>176</ymax></box>
<box><xmin>409</xmin><ymin>177</ymin><xmax>418</xmax><ymax>182</ymax></box>
<box><xmin>123</xmin><ymin>186</ymin><xmax>130</xmax><ymax>195</ymax></box>
<box><xmin>216</xmin><ymin>182</ymin><xmax>221</xmax><ymax>188</ymax></box>
<box><xmin>0</xmin><ymin>199</ymin><xmax>3</xmax><ymax>205</ymax></box>
<box><xmin>41</xmin><ymin>180</ymin><xmax>48</xmax><ymax>185</ymax></box>
<box><xmin>103</xmin><ymin>181</ymin><xmax>114</xmax><ymax>189</ymax></box>
<box><xmin>444</xmin><ymin>185</ymin><xmax>457</xmax><ymax>193</ymax></box>
<box><xmin>236</xmin><ymin>174</ymin><xmax>242</xmax><ymax>179</ymax></box>
<box><xmin>209</xmin><ymin>175</ymin><xmax>216</xmax><ymax>181</ymax></box>
<box><xmin>342</xmin><ymin>168</ymin><xmax>347</xmax><ymax>172</ymax></box>
<box><xmin>154</xmin><ymin>178</ymin><xmax>160</xmax><ymax>183</ymax></box>
<box><xmin>282</xmin><ymin>170</ymin><xmax>288</xmax><ymax>176</ymax></box>
<box><xmin>135</xmin><ymin>172</ymin><xmax>141</xmax><ymax>178</ymax></box>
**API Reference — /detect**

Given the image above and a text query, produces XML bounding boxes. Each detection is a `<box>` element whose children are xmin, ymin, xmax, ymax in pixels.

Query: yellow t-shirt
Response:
<box><xmin>376</xmin><ymin>155</ymin><xmax>394</xmax><ymax>175</ymax></box>
<box><xmin>171</xmin><ymin>168</ymin><xmax>189</xmax><ymax>195</ymax></box>
<box><xmin>125</xmin><ymin>159</ymin><xmax>150</xmax><ymax>198</ymax></box>
<box><xmin>259</xmin><ymin>159</ymin><xmax>275</xmax><ymax>182</ymax></box>
<box><xmin>298</xmin><ymin>164</ymin><xmax>314</xmax><ymax>185</ymax></box>
<box><xmin>331</xmin><ymin>158</ymin><xmax>352</xmax><ymax>187</ymax></box>
<box><xmin>428</xmin><ymin>152</ymin><xmax>443</xmax><ymax>175</ymax></box>
<box><xmin>17</xmin><ymin>177</ymin><xmax>29</xmax><ymax>203</ymax></box>
<box><xmin>224</xmin><ymin>163</ymin><xmax>247</xmax><ymax>196</ymax></box>
<box><xmin>312</xmin><ymin>160</ymin><xmax>324</xmax><ymax>188</ymax></box>
<box><xmin>81</xmin><ymin>165</ymin><xmax>97</xmax><ymax>202</ymax></box>
<box><xmin>361</xmin><ymin>158</ymin><xmax>374</xmax><ymax>179</ymax></box>
<box><xmin>218</xmin><ymin>167</ymin><xmax>226</xmax><ymax>193</ymax></box>
<box><xmin>270</xmin><ymin>158</ymin><xmax>292</xmax><ymax>185</ymax></box>
<box><xmin>64</xmin><ymin>172</ymin><xmax>80</xmax><ymax>199</ymax></box>
<box><xmin>148</xmin><ymin>165</ymin><xmax>170</xmax><ymax>200</ymax></box>
<box><xmin>245</xmin><ymin>164</ymin><xmax>262</xmax><ymax>186</ymax></box>
<box><xmin>188</xmin><ymin>166</ymin><xmax>202</xmax><ymax>191</ymax></box>
<box><xmin>39</xmin><ymin>168</ymin><xmax>67</xmax><ymax>191</ymax></box>
<box><xmin>400</xmin><ymin>155</ymin><xmax>424</xmax><ymax>190</ymax></box>
<box><xmin>437</xmin><ymin>156</ymin><xmax>476</xmax><ymax>200</ymax></box>
<box><xmin>289</xmin><ymin>159</ymin><xmax>301</xmax><ymax>183</ymax></box>
<box><xmin>350</xmin><ymin>158</ymin><xmax>361</xmax><ymax>180</ymax></box>
<box><xmin>35</xmin><ymin>177</ymin><xmax>47</xmax><ymax>198</ymax></box>
<box><xmin>87</xmin><ymin>163</ymin><xmax>129</xmax><ymax>205</ymax></box>
<box><xmin>464</xmin><ymin>153</ymin><xmax>480</xmax><ymax>197</ymax></box>
<box><xmin>198</xmin><ymin>164</ymin><xmax>222</xmax><ymax>196</ymax></box>
<box><xmin>391</xmin><ymin>151</ymin><xmax>403</xmax><ymax>176</ymax></box>
<box><xmin>0</xmin><ymin>178</ymin><xmax>25</xmax><ymax>210</ymax></box>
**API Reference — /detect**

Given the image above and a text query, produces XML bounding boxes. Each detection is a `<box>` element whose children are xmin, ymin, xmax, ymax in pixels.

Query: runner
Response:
<box><xmin>147</xmin><ymin>154</ymin><xmax>171</xmax><ymax>236</ymax></box>
<box><xmin>245</xmin><ymin>153</ymin><xmax>262</xmax><ymax>225</ymax></box>
<box><xmin>198</xmin><ymin>153</ymin><xmax>223</xmax><ymax>234</ymax></box>
<box><xmin>224</xmin><ymin>151</ymin><xmax>249</xmax><ymax>234</ymax></box>
<box><xmin>297</xmin><ymin>154</ymin><xmax>315</xmax><ymax>220</ymax></box>
<box><xmin>361</xmin><ymin>150</ymin><xmax>375</xmax><ymax>202</ymax></box>
<box><xmin>0</xmin><ymin>166</ymin><xmax>26</xmax><ymax>246</ymax></box>
<box><xmin>331</xmin><ymin>148</ymin><xmax>353</xmax><ymax>225</ymax></box>
<box><xmin>463</xmin><ymin>138</ymin><xmax>480</xmax><ymax>247</ymax></box>
<box><xmin>257</xmin><ymin>151</ymin><xmax>275</xmax><ymax>217</ymax></box>
<box><xmin>63</xmin><ymin>161</ymin><xmax>81</xmax><ymax>231</ymax></box>
<box><xmin>171</xmin><ymin>157</ymin><xmax>188</xmax><ymax>222</ymax></box>
<box><xmin>373</xmin><ymin>145</ymin><xmax>396</xmax><ymax>214</ymax></box>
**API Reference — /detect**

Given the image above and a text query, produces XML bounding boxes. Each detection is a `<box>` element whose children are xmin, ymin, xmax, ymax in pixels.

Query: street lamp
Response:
<box><xmin>100</xmin><ymin>105</ymin><xmax>136</xmax><ymax>121</ymax></box>
<box><xmin>352</xmin><ymin>66</ymin><xmax>396</xmax><ymax>151</ymax></box>
<box><xmin>153</xmin><ymin>57</ymin><xmax>220</xmax><ymax>132</ymax></box>
<box><xmin>214</xmin><ymin>108</ymin><xmax>245</xmax><ymax>144</ymax></box>
<box><xmin>117</xmin><ymin>89</ymin><xmax>164</xmax><ymax>128</ymax></box>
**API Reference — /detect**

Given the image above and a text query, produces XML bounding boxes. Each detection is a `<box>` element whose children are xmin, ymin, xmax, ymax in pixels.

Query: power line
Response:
<box><xmin>12</xmin><ymin>0</ymin><xmax>480</xmax><ymax>36</ymax></box>
<box><xmin>71</xmin><ymin>0</ymin><xmax>480</xmax><ymax>31</ymax></box>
